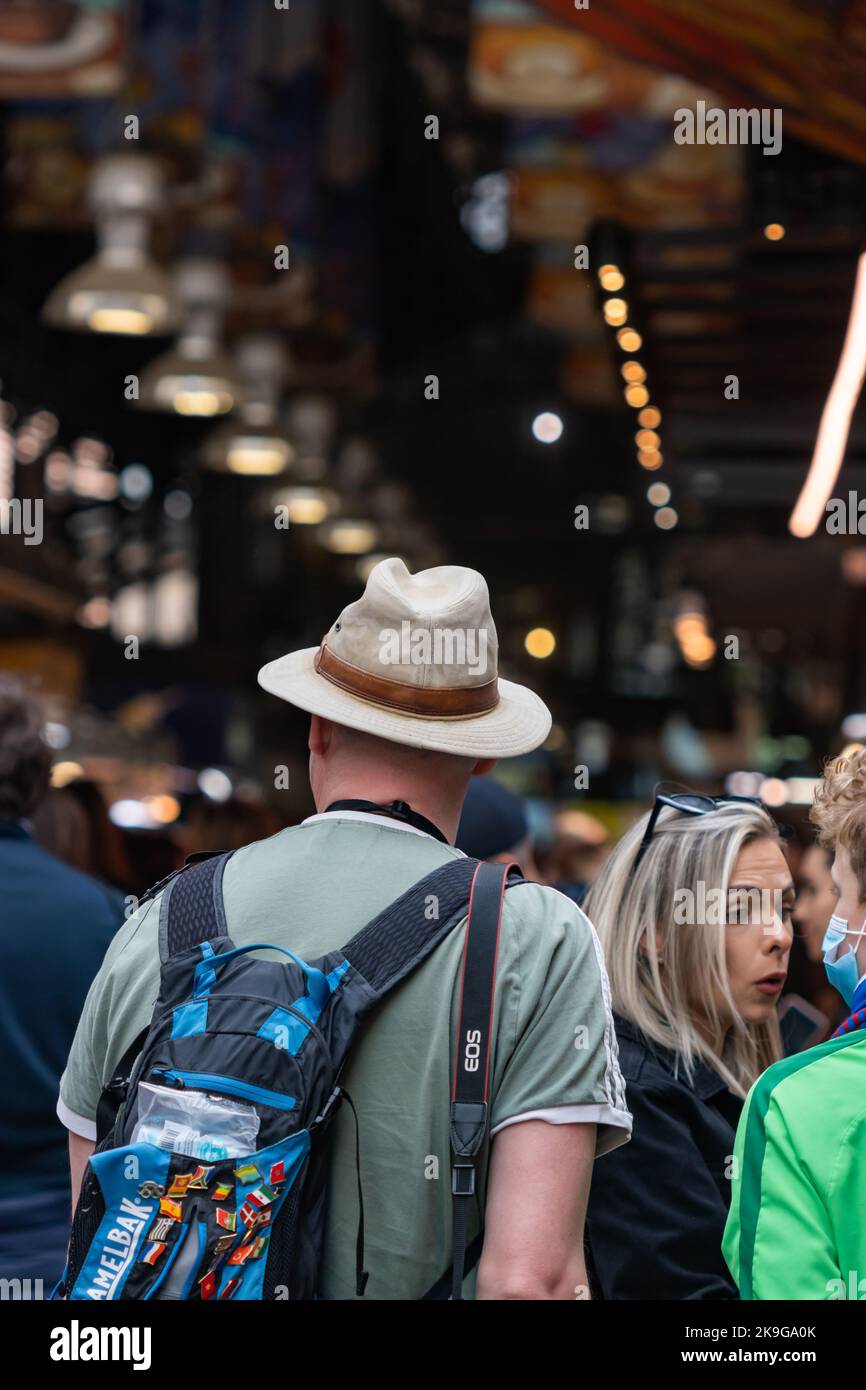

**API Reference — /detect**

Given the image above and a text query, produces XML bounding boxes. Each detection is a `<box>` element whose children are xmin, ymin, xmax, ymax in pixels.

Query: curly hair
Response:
<box><xmin>0</xmin><ymin>678</ymin><xmax>51</xmax><ymax>820</ymax></box>
<box><xmin>811</xmin><ymin>746</ymin><xmax>866</xmax><ymax>899</ymax></box>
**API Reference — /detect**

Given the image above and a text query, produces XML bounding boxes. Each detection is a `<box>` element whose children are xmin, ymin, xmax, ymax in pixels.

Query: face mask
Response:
<box><xmin>822</xmin><ymin>912</ymin><xmax>866</xmax><ymax>1006</ymax></box>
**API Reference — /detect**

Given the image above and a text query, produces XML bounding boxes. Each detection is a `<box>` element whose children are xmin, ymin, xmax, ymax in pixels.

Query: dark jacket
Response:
<box><xmin>586</xmin><ymin>1014</ymin><xmax>743</xmax><ymax>1300</ymax></box>
<box><xmin>0</xmin><ymin>820</ymin><xmax>122</xmax><ymax>1281</ymax></box>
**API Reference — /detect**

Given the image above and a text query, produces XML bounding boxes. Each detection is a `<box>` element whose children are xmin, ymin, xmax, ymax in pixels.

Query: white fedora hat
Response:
<box><xmin>257</xmin><ymin>557</ymin><xmax>551</xmax><ymax>758</ymax></box>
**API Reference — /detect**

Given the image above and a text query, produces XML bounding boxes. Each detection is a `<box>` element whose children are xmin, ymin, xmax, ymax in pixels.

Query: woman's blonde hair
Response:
<box><xmin>584</xmin><ymin>800</ymin><xmax>783</xmax><ymax>1097</ymax></box>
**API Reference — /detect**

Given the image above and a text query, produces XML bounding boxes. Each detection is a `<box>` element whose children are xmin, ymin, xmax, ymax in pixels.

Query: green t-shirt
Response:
<box><xmin>723</xmin><ymin>1027</ymin><xmax>866</xmax><ymax>1300</ymax></box>
<box><xmin>59</xmin><ymin>812</ymin><xmax>630</xmax><ymax>1299</ymax></box>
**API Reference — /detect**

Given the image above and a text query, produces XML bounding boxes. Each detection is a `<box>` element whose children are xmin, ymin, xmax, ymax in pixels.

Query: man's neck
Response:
<box><xmin>313</xmin><ymin>777</ymin><xmax>464</xmax><ymax>845</ymax></box>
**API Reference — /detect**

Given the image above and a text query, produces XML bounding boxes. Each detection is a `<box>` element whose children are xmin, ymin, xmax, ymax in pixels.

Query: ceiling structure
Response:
<box><xmin>1</xmin><ymin>0</ymin><xmax>865</xmax><ymax>798</ymax></box>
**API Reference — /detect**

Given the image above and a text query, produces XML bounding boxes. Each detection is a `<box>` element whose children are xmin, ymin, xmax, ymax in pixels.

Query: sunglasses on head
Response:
<box><xmin>630</xmin><ymin>786</ymin><xmax>764</xmax><ymax>876</ymax></box>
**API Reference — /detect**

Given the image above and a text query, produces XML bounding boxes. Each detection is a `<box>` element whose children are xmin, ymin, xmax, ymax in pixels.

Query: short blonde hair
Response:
<box><xmin>811</xmin><ymin>747</ymin><xmax>866</xmax><ymax>899</ymax></box>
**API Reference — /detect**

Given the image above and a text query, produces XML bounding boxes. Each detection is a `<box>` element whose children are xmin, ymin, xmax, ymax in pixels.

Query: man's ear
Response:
<box><xmin>472</xmin><ymin>757</ymin><xmax>496</xmax><ymax>777</ymax></box>
<box><xmin>309</xmin><ymin>714</ymin><xmax>335</xmax><ymax>758</ymax></box>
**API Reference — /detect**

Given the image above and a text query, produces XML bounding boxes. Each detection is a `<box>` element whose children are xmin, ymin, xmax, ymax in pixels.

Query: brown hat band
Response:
<box><xmin>314</xmin><ymin>642</ymin><xmax>500</xmax><ymax>718</ymax></box>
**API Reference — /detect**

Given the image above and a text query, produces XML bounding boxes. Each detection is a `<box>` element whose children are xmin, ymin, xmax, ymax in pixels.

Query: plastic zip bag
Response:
<box><xmin>131</xmin><ymin>1082</ymin><xmax>260</xmax><ymax>1160</ymax></box>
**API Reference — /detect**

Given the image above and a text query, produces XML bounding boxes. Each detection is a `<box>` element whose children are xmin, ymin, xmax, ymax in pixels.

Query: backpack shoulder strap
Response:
<box><xmin>137</xmin><ymin>849</ymin><xmax>225</xmax><ymax>909</ymax></box>
<box><xmin>340</xmin><ymin>854</ymin><xmax>481</xmax><ymax>999</ymax></box>
<box><xmin>95</xmin><ymin>852</ymin><xmax>236</xmax><ymax>1140</ymax></box>
<box><xmin>157</xmin><ymin>850</ymin><xmax>235</xmax><ymax>963</ymax></box>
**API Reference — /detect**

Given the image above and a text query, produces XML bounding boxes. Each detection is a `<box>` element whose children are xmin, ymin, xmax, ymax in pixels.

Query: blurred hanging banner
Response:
<box><xmin>509</xmin><ymin>147</ymin><xmax>741</xmax><ymax>235</ymax></box>
<box><xmin>471</xmin><ymin>0</ymin><xmax>742</xmax><ymax>233</ymax></box>
<box><xmin>0</xmin><ymin>0</ymin><xmax>126</xmax><ymax>97</ymax></box>
<box><xmin>536</xmin><ymin>0</ymin><xmax>866</xmax><ymax>168</ymax></box>
<box><xmin>470</xmin><ymin>0</ymin><xmax>666</xmax><ymax>114</ymax></box>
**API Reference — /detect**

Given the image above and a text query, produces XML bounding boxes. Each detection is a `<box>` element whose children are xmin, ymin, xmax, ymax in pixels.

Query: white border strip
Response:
<box><xmin>301</xmin><ymin>810</ymin><xmax>436</xmax><ymax>839</ymax></box>
<box><xmin>491</xmin><ymin>1103</ymin><xmax>632</xmax><ymax>1157</ymax></box>
<box><xmin>57</xmin><ymin>1096</ymin><xmax>97</xmax><ymax>1142</ymax></box>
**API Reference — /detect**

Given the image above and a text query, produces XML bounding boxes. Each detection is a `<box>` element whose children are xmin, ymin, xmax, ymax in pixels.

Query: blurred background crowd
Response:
<box><xmin>2</xmin><ymin>1</ymin><xmax>866</xmax><ymax>1275</ymax></box>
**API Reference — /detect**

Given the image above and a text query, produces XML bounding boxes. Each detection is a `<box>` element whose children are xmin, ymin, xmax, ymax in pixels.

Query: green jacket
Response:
<box><xmin>724</xmin><ymin>1029</ymin><xmax>866</xmax><ymax>1300</ymax></box>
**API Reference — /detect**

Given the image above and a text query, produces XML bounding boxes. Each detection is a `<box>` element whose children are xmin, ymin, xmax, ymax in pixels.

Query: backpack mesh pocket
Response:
<box><xmin>262</xmin><ymin>1173</ymin><xmax>303</xmax><ymax>1299</ymax></box>
<box><xmin>62</xmin><ymin>1162</ymin><xmax>105</xmax><ymax>1295</ymax></box>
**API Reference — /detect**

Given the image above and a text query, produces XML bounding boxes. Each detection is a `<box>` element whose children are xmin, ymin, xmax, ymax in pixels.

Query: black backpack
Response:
<box><xmin>58</xmin><ymin>853</ymin><xmax>519</xmax><ymax>1301</ymax></box>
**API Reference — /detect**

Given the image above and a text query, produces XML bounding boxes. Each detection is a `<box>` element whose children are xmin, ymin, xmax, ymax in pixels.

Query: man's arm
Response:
<box><xmin>476</xmin><ymin>1119</ymin><xmax>595</xmax><ymax>1300</ymax></box>
<box><xmin>69</xmin><ymin>1132</ymin><xmax>95</xmax><ymax>1210</ymax></box>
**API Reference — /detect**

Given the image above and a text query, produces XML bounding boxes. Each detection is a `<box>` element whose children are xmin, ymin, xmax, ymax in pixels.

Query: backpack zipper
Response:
<box><xmin>151</xmin><ymin>1068</ymin><xmax>297</xmax><ymax>1112</ymax></box>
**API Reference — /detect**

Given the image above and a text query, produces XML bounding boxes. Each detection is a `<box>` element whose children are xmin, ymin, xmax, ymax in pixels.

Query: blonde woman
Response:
<box><xmin>583</xmin><ymin>790</ymin><xmax>794</xmax><ymax>1300</ymax></box>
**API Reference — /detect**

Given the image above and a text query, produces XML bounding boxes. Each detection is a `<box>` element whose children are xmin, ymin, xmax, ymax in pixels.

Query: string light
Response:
<box><xmin>647</xmin><ymin>482</ymin><xmax>670</xmax><ymax>506</ymax></box>
<box><xmin>598</xmin><ymin>264</ymin><xmax>625</xmax><ymax>292</ymax></box>
<box><xmin>597</xmin><ymin>262</ymin><xmax>665</xmax><ymax>490</ymax></box>
<box><xmin>638</xmin><ymin>449</ymin><xmax>663</xmax><ymax>470</ymax></box>
<box><xmin>625</xmin><ymin>384</ymin><xmax>650</xmax><ymax>408</ymax></box>
<box><xmin>603</xmin><ymin>298</ymin><xmax>628</xmax><ymax>327</ymax></box>
<box><xmin>635</xmin><ymin>429</ymin><xmax>661</xmax><ymax>450</ymax></box>
<box><xmin>616</xmin><ymin>327</ymin><xmax>642</xmax><ymax>353</ymax></box>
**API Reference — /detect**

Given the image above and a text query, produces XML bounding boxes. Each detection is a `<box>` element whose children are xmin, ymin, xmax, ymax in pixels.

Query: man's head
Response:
<box><xmin>811</xmin><ymin>747</ymin><xmax>866</xmax><ymax>978</ymax></box>
<box><xmin>0</xmin><ymin>678</ymin><xmax>51</xmax><ymax>822</ymax></box>
<box><xmin>260</xmin><ymin>558</ymin><xmax>552</xmax><ymax>841</ymax></box>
